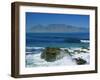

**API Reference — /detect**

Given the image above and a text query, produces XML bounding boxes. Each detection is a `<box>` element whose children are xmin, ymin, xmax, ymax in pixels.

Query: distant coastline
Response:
<box><xmin>27</xmin><ymin>24</ymin><xmax>89</xmax><ymax>33</ymax></box>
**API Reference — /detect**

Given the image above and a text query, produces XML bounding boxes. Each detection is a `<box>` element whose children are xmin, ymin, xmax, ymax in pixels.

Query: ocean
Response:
<box><xmin>25</xmin><ymin>32</ymin><xmax>90</xmax><ymax>67</ymax></box>
<box><xmin>26</xmin><ymin>32</ymin><xmax>89</xmax><ymax>48</ymax></box>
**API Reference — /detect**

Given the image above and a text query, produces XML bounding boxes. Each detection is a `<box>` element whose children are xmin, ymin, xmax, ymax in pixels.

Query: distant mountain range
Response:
<box><xmin>29</xmin><ymin>24</ymin><xmax>89</xmax><ymax>33</ymax></box>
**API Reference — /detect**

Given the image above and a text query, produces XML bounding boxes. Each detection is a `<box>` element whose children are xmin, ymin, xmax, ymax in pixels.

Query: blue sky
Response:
<box><xmin>26</xmin><ymin>12</ymin><xmax>89</xmax><ymax>32</ymax></box>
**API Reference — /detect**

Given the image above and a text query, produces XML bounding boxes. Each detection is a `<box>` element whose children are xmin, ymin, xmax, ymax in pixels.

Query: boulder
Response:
<box><xmin>74</xmin><ymin>58</ymin><xmax>87</xmax><ymax>65</ymax></box>
<box><xmin>41</xmin><ymin>47</ymin><xmax>66</xmax><ymax>62</ymax></box>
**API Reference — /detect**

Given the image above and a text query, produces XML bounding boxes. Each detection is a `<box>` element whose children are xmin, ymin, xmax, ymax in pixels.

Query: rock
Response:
<box><xmin>41</xmin><ymin>47</ymin><xmax>67</xmax><ymax>62</ymax></box>
<box><xmin>74</xmin><ymin>58</ymin><xmax>87</xmax><ymax>65</ymax></box>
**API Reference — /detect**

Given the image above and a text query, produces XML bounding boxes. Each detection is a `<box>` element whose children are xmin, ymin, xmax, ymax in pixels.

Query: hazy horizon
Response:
<box><xmin>26</xmin><ymin>12</ymin><xmax>89</xmax><ymax>33</ymax></box>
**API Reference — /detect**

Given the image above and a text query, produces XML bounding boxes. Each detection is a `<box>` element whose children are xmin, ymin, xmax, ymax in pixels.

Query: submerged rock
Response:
<box><xmin>41</xmin><ymin>47</ymin><xmax>67</xmax><ymax>62</ymax></box>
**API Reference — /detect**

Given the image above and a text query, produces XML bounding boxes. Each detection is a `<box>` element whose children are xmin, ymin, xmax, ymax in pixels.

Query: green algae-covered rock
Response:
<box><xmin>41</xmin><ymin>47</ymin><xmax>66</xmax><ymax>62</ymax></box>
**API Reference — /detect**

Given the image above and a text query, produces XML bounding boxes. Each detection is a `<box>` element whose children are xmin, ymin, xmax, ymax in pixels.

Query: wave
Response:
<box><xmin>26</xmin><ymin>47</ymin><xmax>45</xmax><ymax>54</ymax></box>
<box><xmin>26</xmin><ymin>50</ymin><xmax>90</xmax><ymax>67</ymax></box>
<box><xmin>80</xmin><ymin>40</ymin><xmax>89</xmax><ymax>43</ymax></box>
<box><xmin>26</xmin><ymin>47</ymin><xmax>44</xmax><ymax>49</ymax></box>
<box><xmin>26</xmin><ymin>38</ymin><xmax>87</xmax><ymax>43</ymax></box>
<box><xmin>26</xmin><ymin>52</ymin><xmax>77</xmax><ymax>67</ymax></box>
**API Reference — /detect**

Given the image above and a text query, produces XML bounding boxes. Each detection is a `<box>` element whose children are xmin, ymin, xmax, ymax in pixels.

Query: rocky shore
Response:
<box><xmin>26</xmin><ymin>47</ymin><xmax>90</xmax><ymax>67</ymax></box>
<box><xmin>41</xmin><ymin>47</ymin><xmax>89</xmax><ymax>65</ymax></box>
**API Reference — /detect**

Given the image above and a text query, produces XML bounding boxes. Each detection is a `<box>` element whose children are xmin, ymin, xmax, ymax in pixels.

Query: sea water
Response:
<box><xmin>25</xmin><ymin>32</ymin><xmax>90</xmax><ymax>67</ymax></box>
<box><xmin>26</xmin><ymin>32</ymin><xmax>89</xmax><ymax>48</ymax></box>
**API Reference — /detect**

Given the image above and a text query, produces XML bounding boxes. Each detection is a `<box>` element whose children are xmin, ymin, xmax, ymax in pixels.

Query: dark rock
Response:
<box><xmin>41</xmin><ymin>47</ymin><xmax>66</xmax><ymax>62</ymax></box>
<box><xmin>74</xmin><ymin>58</ymin><xmax>87</xmax><ymax>65</ymax></box>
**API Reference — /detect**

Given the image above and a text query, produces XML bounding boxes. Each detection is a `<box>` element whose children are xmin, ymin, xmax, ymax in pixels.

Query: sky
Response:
<box><xmin>26</xmin><ymin>12</ymin><xmax>89</xmax><ymax>32</ymax></box>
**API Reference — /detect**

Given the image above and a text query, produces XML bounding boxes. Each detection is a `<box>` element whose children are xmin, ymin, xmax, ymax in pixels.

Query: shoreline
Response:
<box><xmin>26</xmin><ymin>47</ymin><xmax>90</xmax><ymax>67</ymax></box>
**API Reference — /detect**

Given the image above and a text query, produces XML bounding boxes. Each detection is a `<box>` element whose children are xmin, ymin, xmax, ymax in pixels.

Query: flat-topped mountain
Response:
<box><xmin>29</xmin><ymin>24</ymin><xmax>89</xmax><ymax>33</ymax></box>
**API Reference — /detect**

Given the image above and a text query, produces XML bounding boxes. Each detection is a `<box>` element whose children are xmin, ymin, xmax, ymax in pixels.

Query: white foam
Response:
<box><xmin>26</xmin><ymin>47</ymin><xmax>44</xmax><ymax>49</ymax></box>
<box><xmin>80</xmin><ymin>40</ymin><xmax>89</xmax><ymax>43</ymax></box>
<box><xmin>26</xmin><ymin>52</ymin><xmax>77</xmax><ymax>67</ymax></box>
<box><xmin>26</xmin><ymin>47</ymin><xmax>90</xmax><ymax>67</ymax></box>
